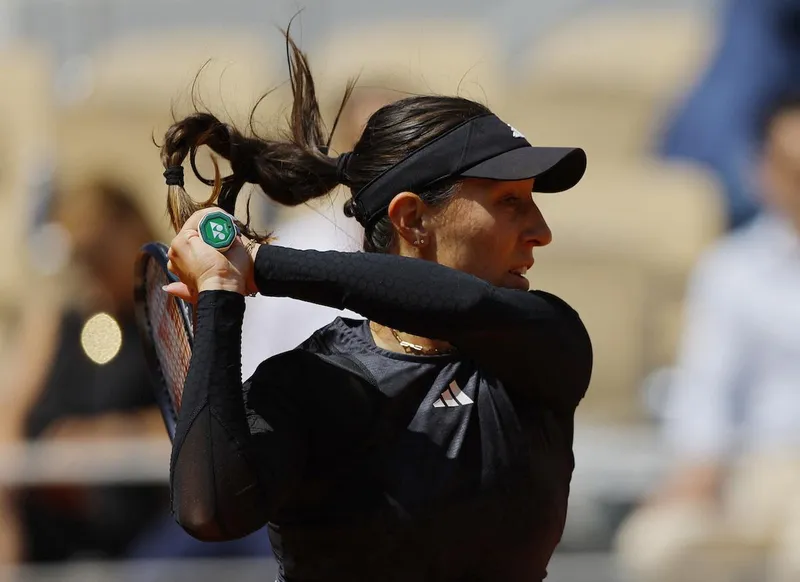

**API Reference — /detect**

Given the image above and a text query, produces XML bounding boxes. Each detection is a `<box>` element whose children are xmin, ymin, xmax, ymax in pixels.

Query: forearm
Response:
<box><xmin>253</xmin><ymin>245</ymin><xmax>566</xmax><ymax>341</ymax></box>
<box><xmin>252</xmin><ymin>245</ymin><xmax>592</xmax><ymax>408</ymax></box>
<box><xmin>171</xmin><ymin>291</ymin><xmax>268</xmax><ymax>540</ymax></box>
<box><xmin>178</xmin><ymin>291</ymin><xmax>251</xmax><ymax>441</ymax></box>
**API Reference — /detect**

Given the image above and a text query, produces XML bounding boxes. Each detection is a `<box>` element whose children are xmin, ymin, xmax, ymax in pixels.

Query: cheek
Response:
<box><xmin>434</xmin><ymin>209</ymin><xmax>511</xmax><ymax>277</ymax></box>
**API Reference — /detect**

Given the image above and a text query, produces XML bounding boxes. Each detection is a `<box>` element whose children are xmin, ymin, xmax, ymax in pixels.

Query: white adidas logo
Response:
<box><xmin>508</xmin><ymin>124</ymin><xmax>525</xmax><ymax>139</ymax></box>
<box><xmin>433</xmin><ymin>381</ymin><xmax>474</xmax><ymax>408</ymax></box>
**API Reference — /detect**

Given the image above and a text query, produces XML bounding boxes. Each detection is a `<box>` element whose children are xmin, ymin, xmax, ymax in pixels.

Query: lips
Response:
<box><xmin>508</xmin><ymin>260</ymin><xmax>534</xmax><ymax>277</ymax></box>
<box><xmin>506</xmin><ymin>263</ymin><xmax>533</xmax><ymax>291</ymax></box>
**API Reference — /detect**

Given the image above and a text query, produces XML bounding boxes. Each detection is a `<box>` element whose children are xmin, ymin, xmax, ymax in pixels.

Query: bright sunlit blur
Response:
<box><xmin>80</xmin><ymin>312</ymin><xmax>122</xmax><ymax>365</ymax></box>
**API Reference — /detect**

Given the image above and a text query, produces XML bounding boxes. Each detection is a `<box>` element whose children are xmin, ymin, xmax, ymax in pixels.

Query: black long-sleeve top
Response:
<box><xmin>170</xmin><ymin>245</ymin><xmax>593</xmax><ymax>582</ymax></box>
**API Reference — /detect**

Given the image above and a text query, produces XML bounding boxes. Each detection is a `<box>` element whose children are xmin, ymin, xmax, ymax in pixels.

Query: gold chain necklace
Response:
<box><xmin>389</xmin><ymin>328</ymin><xmax>454</xmax><ymax>356</ymax></box>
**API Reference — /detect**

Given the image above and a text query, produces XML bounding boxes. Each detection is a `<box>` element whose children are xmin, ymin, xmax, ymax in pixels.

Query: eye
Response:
<box><xmin>500</xmin><ymin>194</ymin><xmax>522</xmax><ymax>206</ymax></box>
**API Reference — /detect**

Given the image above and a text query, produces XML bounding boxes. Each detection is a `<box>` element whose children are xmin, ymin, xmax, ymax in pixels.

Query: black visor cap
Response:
<box><xmin>351</xmin><ymin>114</ymin><xmax>587</xmax><ymax>227</ymax></box>
<box><xmin>459</xmin><ymin>145</ymin><xmax>587</xmax><ymax>193</ymax></box>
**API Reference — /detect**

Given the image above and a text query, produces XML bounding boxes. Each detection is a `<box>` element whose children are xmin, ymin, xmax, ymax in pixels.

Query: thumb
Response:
<box><xmin>162</xmin><ymin>282</ymin><xmax>196</xmax><ymax>304</ymax></box>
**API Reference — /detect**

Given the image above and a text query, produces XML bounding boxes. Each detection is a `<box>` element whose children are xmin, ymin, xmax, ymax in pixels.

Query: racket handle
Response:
<box><xmin>198</xmin><ymin>210</ymin><xmax>238</xmax><ymax>253</ymax></box>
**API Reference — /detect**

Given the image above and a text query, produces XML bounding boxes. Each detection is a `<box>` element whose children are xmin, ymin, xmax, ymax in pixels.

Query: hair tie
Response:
<box><xmin>335</xmin><ymin>152</ymin><xmax>354</xmax><ymax>186</ymax></box>
<box><xmin>163</xmin><ymin>166</ymin><xmax>184</xmax><ymax>187</ymax></box>
<box><xmin>347</xmin><ymin>197</ymin><xmax>368</xmax><ymax>227</ymax></box>
<box><xmin>231</xmin><ymin>153</ymin><xmax>259</xmax><ymax>185</ymax></box>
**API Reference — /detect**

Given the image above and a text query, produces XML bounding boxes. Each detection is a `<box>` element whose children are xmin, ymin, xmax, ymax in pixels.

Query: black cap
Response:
<box><xmin>350</xmin><ymin>113</ymin><xmax>587</xmax><ymax>228</ymax></box>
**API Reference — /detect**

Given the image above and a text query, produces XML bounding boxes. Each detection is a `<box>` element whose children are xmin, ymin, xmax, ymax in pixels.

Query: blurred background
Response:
<box><xmin>2</xmin><ymin>0</ymin><xmax>800</xmax><ymax>580</ymax></box>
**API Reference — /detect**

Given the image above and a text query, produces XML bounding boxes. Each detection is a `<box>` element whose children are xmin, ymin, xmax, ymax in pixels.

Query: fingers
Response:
<box><xmin>166</xmin><ymin>236</ymin><xmax>194</xmax><ymax>286</ymax></box>
<box><xmin>162</xmin><ymin>282</ymin><xmax>197</xmax><ymax>304</ymax></box>
<box><xmin>169</xmin><ymin>227</ymin><xmax>198</xmax><ymax>253</ymax></box>
<box><xmin>166</xmin><ymin>229</ymin><xmax>199</xmax><ymax>276</ymax></box>
<box><xmin>166</xmin><ymin>208</ymin><xmax>247</xmax><ymax>296</ymax></box>
<box><xmin>165</xmin><ymin>258</ymin><xmax>196</xmax><ymax>299</ymax></box>
<box><xmin>166</xmin><ymin>259</ymin><xmax>185</xmax><ymax>281</ymax></box>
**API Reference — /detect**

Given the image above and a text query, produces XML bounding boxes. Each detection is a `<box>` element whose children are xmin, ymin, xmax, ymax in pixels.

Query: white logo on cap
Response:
<box><xmin>508</xmin><ymin>124</ymin><xmax>524</xmax><ymax>139</ymax></box>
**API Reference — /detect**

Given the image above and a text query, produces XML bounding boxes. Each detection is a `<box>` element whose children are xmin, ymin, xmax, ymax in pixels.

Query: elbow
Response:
<box><xmin>552</xmin><ymin>321</ymin><xmax>593</xmax><ymax>408</ymax></box>
<box><xmin>567</xmin><ymin>331</ymin><xmax>593</xmax><ymax>404</ymax></box>
<box><xmin>173</xmin><ymin>505</ymin><xmax>232</xmax><ymax>542</ymax></box>
<box><xmin>172</xmin><ymin>503</ymin><xmax>264</xmax><ymax>542</ymax></box>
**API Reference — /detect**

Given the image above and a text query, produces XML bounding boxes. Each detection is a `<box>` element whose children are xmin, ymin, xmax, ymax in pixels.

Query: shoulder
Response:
<box><xmin>247</xmin><ymin>341</ymin><xmax>368</xmax><ymax>386</ymax></box>
<box><xmin>247</xmin><ymin>317</ymin><xmax>372</xmax><ymax>379</ymax></box>
<box><xmin>244</xmin><ymin>318</ymin><xmax>378</xmax><ymax>407</ymax></box>
<box><xmin>243</xmin><ymin>346</ymin><xmax>379</xmax><ymax>428</ymax></box>
<box><xmin>295</xmin><ymin>316</ymin><xmax>369</xmax><ymax>354</ymax></box>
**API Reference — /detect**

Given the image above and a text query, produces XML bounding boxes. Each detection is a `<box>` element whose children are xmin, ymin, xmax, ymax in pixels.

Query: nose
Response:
<box><xmin>524</xmin><ymin>203</ymin><xmax>553</xmax><ymax>247</ymax></box>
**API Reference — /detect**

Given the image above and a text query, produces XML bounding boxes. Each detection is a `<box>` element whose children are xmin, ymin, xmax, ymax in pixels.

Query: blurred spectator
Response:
<box><xmin>615</xmin><ymin>93</ymin><xmax>800</xmax><ymax>582</ymax></box>
<box><xmin>3</xmin><ymin>180</ymin><xmax>169</xmax><ymax>563</ymax></box>
<box><xmin>660</xmin><ymin>0</ymin><xmax>800</xmax><ymax>230</ymax></box>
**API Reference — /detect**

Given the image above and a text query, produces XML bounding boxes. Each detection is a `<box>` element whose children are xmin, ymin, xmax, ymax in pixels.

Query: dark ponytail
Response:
<box><xmin>161</xmin><ymin>21</ymin><xmax>491</xmax><ymax>251</ymax></box>
<box><xmin>160</xmin><ymin>25</ymin><xmax>354</xmax><ymax>240</ymax></box>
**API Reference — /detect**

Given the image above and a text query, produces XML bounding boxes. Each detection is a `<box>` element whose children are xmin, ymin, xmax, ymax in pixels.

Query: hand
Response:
<box><xmin>163</xmin><ymin>208</ymin><xmax>261</xmax><ymax>303</ymax></box>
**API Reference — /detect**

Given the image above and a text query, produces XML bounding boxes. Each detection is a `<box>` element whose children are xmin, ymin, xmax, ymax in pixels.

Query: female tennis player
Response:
<box><xmin>161</xmin><ymin>32</ymin><xmax>592</xmax><ymax>582</ymax></box>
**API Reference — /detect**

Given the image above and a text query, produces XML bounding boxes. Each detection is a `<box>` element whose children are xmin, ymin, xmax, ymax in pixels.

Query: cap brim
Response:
<box><xmin>459</xmin><ymin>146</ymin><xmax>587</xmax><ymax>193</ymax></box>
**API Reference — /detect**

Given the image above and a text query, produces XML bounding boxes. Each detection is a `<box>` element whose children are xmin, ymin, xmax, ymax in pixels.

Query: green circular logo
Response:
<box><xmin>199</xmin><ymin>211</ymin><xmax>237</xmax><ymax>251</ymax></box>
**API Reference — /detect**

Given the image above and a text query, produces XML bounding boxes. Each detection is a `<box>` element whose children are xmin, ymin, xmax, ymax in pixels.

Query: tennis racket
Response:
<box><xmin>133</xmin><ymin>242</ymin><xmax>194</xmax><ymax>442</ymax></box>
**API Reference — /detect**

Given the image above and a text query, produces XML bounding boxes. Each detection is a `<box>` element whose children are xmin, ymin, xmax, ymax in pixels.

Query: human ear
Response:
<box><xmin>387</xmin><ymin>192</ymin><xmax>430</xmax><ymax>247</ymax></box>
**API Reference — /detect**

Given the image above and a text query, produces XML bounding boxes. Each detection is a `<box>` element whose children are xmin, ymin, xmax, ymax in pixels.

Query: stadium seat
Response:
<box><xmin>514</xmin><ymin>8</ymin><xmax>713</xmax><ymax>103</ymax></box>
<box><xmin>81</xmin><ymin>29</ymin><xmax>279</xmax><ymax>122</ymax></box>
<box><xmin>507</xmin><ymin>8</ymin><xmax>715</xmax><ymax>157</ymax></box>
<box><xmin>314</xmin><ymin>19</ymin><xmax>507</xmax><ymax>145</ymax></box>
<box><xmin>532</xmin><ymin>257</ymin><xmax>651</xmax><ymax>422</ymax></box>
<box><xmin>534</xmin><ymin>158</ymin><xmax>724</xmax><ymax>276</ymax></box>
<box><xmin>497</xmin><ymin>94</ymin><xmax>663</xmax><ymax>161</ymax></box>
<box><xmin>55</xmin><ymin>30</ymin><xmax>287</xmax><ymax>241</ymax></box>
<box><xmin>0</xmin><ymin>44</ymin><xmax>55</xmax><ymax>310</ymax></box>
<box><xmin>531</xmin><ymin>159</ymin><xmax>724</xmax><ymax>421</ymax></box>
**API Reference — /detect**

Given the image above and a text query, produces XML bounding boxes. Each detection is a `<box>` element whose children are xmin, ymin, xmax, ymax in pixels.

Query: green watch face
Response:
<box><xmin>199</xmin><ymin>211</ymin><xmax>237</xmax><ymax>250</ymax></box>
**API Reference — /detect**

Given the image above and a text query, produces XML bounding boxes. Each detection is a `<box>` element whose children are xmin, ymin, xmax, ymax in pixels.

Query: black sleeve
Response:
<box><xmin>254</xmin><ymin>245</ymin><xmax>592</xmax><ymax>409</ymax></box>
<box><xmin>169</xmin><ymin>290</ymin><xmax>308</xmax><ymax>541</ymax></box>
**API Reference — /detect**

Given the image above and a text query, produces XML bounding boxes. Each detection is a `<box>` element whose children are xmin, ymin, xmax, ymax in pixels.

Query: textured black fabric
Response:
<box><xmin>170</xmin><ymin>247</ymin><xmax>593</xmax><ymax>582</ymax></box>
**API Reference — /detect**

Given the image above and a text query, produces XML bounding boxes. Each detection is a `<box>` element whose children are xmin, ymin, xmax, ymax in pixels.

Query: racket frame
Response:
<box><xmin>133</xmin><ymin>242</ymin><xmax>194</xmax><ymax>442</ymax></box>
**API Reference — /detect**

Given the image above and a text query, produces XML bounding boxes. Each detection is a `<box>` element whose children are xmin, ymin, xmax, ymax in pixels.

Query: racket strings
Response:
<box><xmin>145</xmin><ymin>259</ymin><xmax>192</xmax><ymax>413</ymax></box>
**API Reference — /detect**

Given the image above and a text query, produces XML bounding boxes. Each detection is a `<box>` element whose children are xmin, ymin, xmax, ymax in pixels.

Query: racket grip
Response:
<box><xmin>198</xmin><ymin>210</ymin><xmax>238</xmax><ymax>253</ymax></box>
